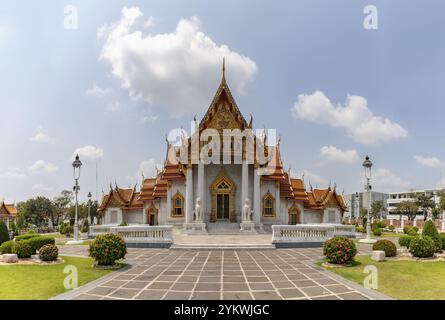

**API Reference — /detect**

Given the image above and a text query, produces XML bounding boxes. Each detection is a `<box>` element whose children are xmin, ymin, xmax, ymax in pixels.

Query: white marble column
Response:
<box><xmin>253</xmin><ymin>167</ymin><xmax>261</xmax><ymax>225</ymax></box>
<box><xmin>166</xmin><ymin>183</ymin><xmax>171</xmax><ymax>223</ymax></box>
<box><xmin>241</xmin><ymin>160</ymin><xmax>249</xmax><ymax>221</ymax></box>
<box><xmin>185</xmin><ymin>165</ymin><xmax>194</xmax><ymax>224</ymax></box>
<box><xmin>197</xmin><ymin>162</ymin><xmax>205</xmax><ymax>220</ymax></box>
<box><xmin>276</xmin><ymin>182</ymin><xmax>281</xmax><ymax>223</ymax></box>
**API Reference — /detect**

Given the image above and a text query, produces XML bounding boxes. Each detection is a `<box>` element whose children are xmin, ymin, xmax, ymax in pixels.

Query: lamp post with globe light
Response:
<box><xmin>359</xmin><ymin>155</ymin><xmax>377</xmax><ymax>243</ymax></box>
<box><xmin>67</xmin><ymin>154</ymin><xmax>83</xmax><ymax>244</ymax></box>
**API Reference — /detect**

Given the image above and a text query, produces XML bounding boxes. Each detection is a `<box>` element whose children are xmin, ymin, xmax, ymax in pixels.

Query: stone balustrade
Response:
<box><xmin>272</xmin><ymin>224</ymin><xmax>356</xmax><ymax>248</ymax></box>
<box><xmin>89</xmin><ymin>225</ymin><xmax>173</xmax><ymax>248</ymax></box>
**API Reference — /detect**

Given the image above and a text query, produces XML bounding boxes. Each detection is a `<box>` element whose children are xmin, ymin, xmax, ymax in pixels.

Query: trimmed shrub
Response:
<box><xmin>399</xmin><ymin>235</ymin><xmax>413</xmax><ymax>248</ymax></box>
<box><xmin>15</xmin><ymin>241</ymin><xmax>35</xmax><ymax>258</ymax></box>
<box><xmin>356</xmin><ymin>227</ymin><xmax>364</xmax><ymax>233</ymax></box>
<box><xmin>372</xmin><ymin>228</ymin><xmax>382</xmax><ymax>236</ymax></box>
<box><xmin>372</xmin><ymin>239</ymin><xmax>397</xmax><ymax>257</ymax></box>
<box><xmin>378</xmin><ymin>221</ymin><xmax>387</xmax><ymax>229</ymax></box>
<box><xmin>8</xmin><ymin>221</ymin><xmax>18</xmax><ymax>237</ymax></box>
<box><xmin>0</xmin><ymin>240</ymin><xmax>15</xmax><ymax>254</ymax></box>
<box><xmin>0</xmin><ymin>221</ymin><xmax>10</xmax><ymax>245</ymax></box>
<box><xmin>422</xmin><ymin>220</ymin><xmax>442</xmax><ymax>252</ymax></box>
<box><xmin>80</xmin><ymin>219</ymin><xmax>89</xmax><ymax>233</ymax></box>
<box><xmin>412</xmin><ymin>226</ymin><xmax>419</xmax><ymax>233</ymax></box>
<box><xmin>39</xmin><ymin>244</ymin><xmax>58</xmax><ymax>261</ymax></box>
<box><xmin>403</xmin><ymin>226</ymin><xmax>417</xmax><ymax>236</ymax></box>
<box><xmin>388</xmin><ymin>225</ymin><xmax>395</xmax><ymax>231</ymax></box>
<box><xmin>439</xmin><ymin>233</ymin><xmax>445</xmax><ymax>251</ymax></box>
<box><xmin>63</xmin><ymin>225</ymin><xmax>73</xmax><ymax>236</ymax></box>
<box><xmin>28</xmin><ymin>236</ymin><xmax>55</xmax><ymax>252</ymax></box>
<box><xmin>15</xmin><ymin>233</ymin><xmax>41</xmax><ymax>241</ymax></box>
<box><xmin>323</xmin><ymin>236</ymin><xmax>357</xmax><ymax>265</ymax></box>
<box><xmin>89</xmin><ymin>233</ymin><xmax>127</xmax><ymax>266</ymax></box>
<box><xmin>409</xmin><ymin>235</ymin><xmax>435</xmax><ymax>258</ymax></box>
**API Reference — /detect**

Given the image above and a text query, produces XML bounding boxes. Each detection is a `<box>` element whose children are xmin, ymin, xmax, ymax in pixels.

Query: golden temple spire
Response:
<box><xmin>222</xmin><ymin>56</ymin><xmax>226</xmax><ymax>81</ymax></box>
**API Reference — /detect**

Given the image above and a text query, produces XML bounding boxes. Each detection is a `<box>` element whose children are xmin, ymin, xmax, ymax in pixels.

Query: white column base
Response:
<box><xmin>182</xmin><ymin>222</ymin><xmax>208</xmax><ymax>235</ymax></box>
<box><xmin>66</xmin><ymin>240</ymin><xmax>85</xmax><ymax>245</ymax></box>
<box><xmin>358</xmin><ymin>238</ymin><xmax>377</xmax><ymax>244</ymax></box>
<box><xmin>240</xmin><ymin>221</ymin><xmax>257</xmax><ymax>234</ymax></box>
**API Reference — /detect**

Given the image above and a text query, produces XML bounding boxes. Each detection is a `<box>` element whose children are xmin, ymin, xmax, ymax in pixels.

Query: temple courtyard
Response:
<box><xmin>53</xmin><ymin>241</ymin><xmax>390</xmax><ymax>300</ymax></box>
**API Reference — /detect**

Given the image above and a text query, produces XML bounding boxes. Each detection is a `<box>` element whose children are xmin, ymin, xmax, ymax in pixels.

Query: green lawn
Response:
<box><xmin>323</xmin><ymin>256</ymin><xmax>445</xmax><ymax>300</ymax></box>
<box><xmin>0</xmin><ymin>256</ymin><xmax>113</xmax><ymax>300</ymax></box>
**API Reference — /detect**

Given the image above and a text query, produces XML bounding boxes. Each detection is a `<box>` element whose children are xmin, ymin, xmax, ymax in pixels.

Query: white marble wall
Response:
<box><xmin>104</xmin><ymin>208</ymin><xmax>123</xmax><ymax>225</ymax></box>
<box><xmin>125</xmin><ymin>210</ymin><xmax>143</xmax><ymax>224</ymax></box>
<box><xmin>303</xmin><ymin>210</ymin><xmax>323</xmax><ymax>224</ymax></box>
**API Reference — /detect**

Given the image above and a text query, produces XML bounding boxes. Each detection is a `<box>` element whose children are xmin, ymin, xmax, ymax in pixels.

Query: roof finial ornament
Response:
<box><xmin>109</xmin><ymin>182</ymin><xmax>113</xmax><ymax>191</ymax></box>
<box><xmin>309</xmin><ymin>181</ymin><xmax>313</xmax><ymax>191</ymax></box>
<box><xmin>328</xmin><ymin>180</ymin><xmax>331</xmax><ymax>190</ymax></box>
<box><xmin>222</xmin><ymin>56</ymin><xmax>226</xmax><ymax>81</ymax></box>
<box><xmin>115</xmin><ymin>179</ymin><xmax>118</xmax><ymax>190</ymax></box>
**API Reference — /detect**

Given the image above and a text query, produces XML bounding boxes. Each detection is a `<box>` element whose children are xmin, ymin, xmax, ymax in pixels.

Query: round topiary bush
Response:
<box><xmin>422</xmin><ymin>220</ymin><xmax>442</xmax><ymax>252</ymax></box>
<box><xmin>0</xmin><ymin>221</ymin><xmax>10</xmax><ymax>245</ymax></box>
<box><xmin>378</xmin><ymin>221</ymin><xmax>387</xmax><ymax>229</ymax></box>
<box><xmin>63</xmin><ymin>225</ymin><xmax>74</xmax><ymax>236</ymax></box>
<box><xmin>323</xmin><ymin>236</ymin><xmax>357</xmax><ymax>265</ymax></box>
<box><xmin>388</xmin><ymin>225</ymin><xmax>395</xmax><ymax>231</ymax></box>
<box><xmin>89</xmin><ymin>233</ymin><xmax>127</xmax><ymax>266</ymax></box>
<box><xmin>372</xmin><ymin>228</ymin><xmax>382</xmax><ymax>236</ymax></box>
<box><xmin>409</xmin><ymin>235</ymin><xmax>435</xmax><ymax>258</ymax></box>
<box><xmin>28</xmin><ymin>236</ymin><xmax>55</xmax><ymax>252</ymax></box>
<box><xmin>15</xmin><ymin>241</ymin><xmax>35</xmax><ymax>258</ymax></box>
<box><xmin>0</xmin><ymin>240</ymin><xmax>15</xmax><ymax>254</ymax></box>
<box><xmin>440</xmin><ymin>233</ymin><xmax>445</xmax><ymax>251</ymax></box>
<box><xmin>372</xmin><ymin>239</ymin><xmax>397</xmax><ymax>257</ymax></box>
<box><xmin>39</xmin><ymin>244</ymin><xmax>59</xmax><ymax>261</ymax></box>
<box><xmin>15</xmin><ymin>233</ymin><xmax>41</xmax><ymax>241</ymax></box>
<box><xmin>399</xmin><ymin>235</ymin><xmax>413</xmax><ymax>248</ymax></box>
<box><xmin>356</xmin><ymin>227</ymin><xmax>364</xmax><ymax>233</ymax></box>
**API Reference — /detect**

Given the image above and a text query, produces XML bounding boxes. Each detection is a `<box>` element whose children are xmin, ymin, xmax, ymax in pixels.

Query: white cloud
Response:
<box><xmin>319</xmin><ymin>146</ymin><xmax>359</xmax><ymax>164</ymax></box>
<box><xmin>28</xmin><ymin>160</ymin><xmax>58</xmax><ymax>174</ymax></box>
<box><xmin>73</xmin><ymin>145</ymin><xmax>104</xmax><ymax>163</ymax></box>
<box><xmin>372</xmin><ymin>168</ymin><xmax>411</xmax><ymax>192</ymax></box>
<box><xmin>142</xmin><ymin>16</ymin><xmax>155</xmax><ymax>28</ymax></box>
<box><xmin>292</xmin><ymin>91</ymin><xmax>408</xmax><ymax>145</ymax></box>
<box><xmin>99</xmin><ymin>7</ymin><xmax>257</xmax><ymax>116</ymax></box>
<box><xmin>85</xmin><ymin>84</ymin><xmax>112</xmax><ymax>98</ymax></box>
<box><xmin>107</xmin><ymin>100</ymin><xmax>124</xmax><ymax>112</ymax></box>
<box><xmin>414</xmin><ymin>155</ymin><xmax>445</xmax><ymax>168</ymax></box>
<box><xmin>30</xmin><ymin>126</ymin><xmax>53</xmax><ymax>143</ymax></box>
<box><xmin>297</xmin><ymin>170</ymin><xmax>327</xmax><ymax>186</ymax></box>
<box><xmin>0</xmin><ymin>168</ymin><xmax>27</xmax><ymax>180</ymax></box>
<box><xmin>141</xmin><ymin>115</ymin><xmax>158</xmax><ymax>123</ymax></box>
<box><xmin>32</xmin><ymin>184</ymin><xmax>53</xmax><ymax>195</ymax></box>
<box><xmin>140</xmin><ymin>159</ymin><xmax>161</xmax><ymax>178</ymax></box>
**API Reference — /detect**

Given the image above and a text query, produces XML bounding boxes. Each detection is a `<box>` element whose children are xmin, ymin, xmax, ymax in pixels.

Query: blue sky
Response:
<box><xmin>1</xmin><ymin>0</ymin><xmax>445</xmax><ymax>202</ymax></box>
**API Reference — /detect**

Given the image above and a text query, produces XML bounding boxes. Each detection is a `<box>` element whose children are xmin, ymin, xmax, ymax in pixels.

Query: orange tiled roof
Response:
<box><xmin>280</xmin><ymin>172</ymin><xmax>294</xmax><ymax>198</ymax></box>
<box><xmin>160</xmin><ymin>145</ymin><xmax>185</xmax><ymax>181</ymax></box>
<box><xmin>290</xmin><ymin>178</ymin><xmax>309</xmax><ymax>202</ymax></box>
<box><xmin>98</xmin><ymin>187</ymin><xmax>143</xmax><ymax>212</ymax></box>
<box><xmin>0</xmin><ymin>203</ymin><xmax>17</xmax><ymax>217</ymax></box>
<box><xmin>153</xmin><ymin>176</ymin><xmax>168</xmax><ymax>198</ymax></box>
<box><xmin>261</xmin><ymin>145</ymin><xmax>286</xmax><ymax>181</ymax></box>
<box><xmin>305</xmin><ymin>187</ymin><xmax>347</xmax><ymax>211</ymax></box>
<box><xmin>138</xmin><ymin>178</ymin><xmax>157</xmax><ymax>201</ymax></box>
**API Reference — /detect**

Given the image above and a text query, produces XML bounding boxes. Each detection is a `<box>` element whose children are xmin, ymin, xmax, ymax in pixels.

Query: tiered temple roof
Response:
<box><xmin>0</xmin><ymin>202</ymin><xmax>17</xmax><ymax>218</ymax></box>
<box><xmin>98</xmin><ymin>186</ymin><xmax>143</xmax><ymax>212</ymax></box>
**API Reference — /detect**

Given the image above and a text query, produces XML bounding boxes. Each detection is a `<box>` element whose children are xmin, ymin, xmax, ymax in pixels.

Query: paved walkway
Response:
<box><xmin>55</xmin><ymin>245</ymin><xmax>390</xmax><ymax>300</ymax></box>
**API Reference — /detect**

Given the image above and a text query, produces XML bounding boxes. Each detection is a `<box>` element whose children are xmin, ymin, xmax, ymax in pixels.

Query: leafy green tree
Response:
<box><xmin>18</xmin><ymin>197</ymin><xmax>55</xmax><ymax>227</ymax></box>
<box><xmin>53</xmin><ymin>190</ymin><xmax>73</xmax><ymax>225</ymax></box>
<box><xmin>370</xmin><ymin>201</ymin><xmax>386</xmax><ymax>219</ymax></box>
<box><xmin>414</xmin><ymin>192</ymin><xmax>435</xmax><ymax>220</ymax></box>
<box><xmin>396</xmin><ymin>201</ymin><xmax>418</xmax><ymax>221</ymax></box>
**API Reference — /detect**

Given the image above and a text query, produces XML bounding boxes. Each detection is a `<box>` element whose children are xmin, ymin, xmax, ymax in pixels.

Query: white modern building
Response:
<box><xmin>344</xmin><ymin>191</ymin><xmax>389</xmax><ymax>219</ymax></box>
<box><xmin>386</xmin><ymin>188</ymin><xmax>441</xmax><ymax>214</ymax></box>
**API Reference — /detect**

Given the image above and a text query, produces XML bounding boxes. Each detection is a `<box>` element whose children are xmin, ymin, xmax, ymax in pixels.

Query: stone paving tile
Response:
<box><xmin>60</xmin><ymin>246</ymin><xmax>383</xmax><ymax>301</ymax></box>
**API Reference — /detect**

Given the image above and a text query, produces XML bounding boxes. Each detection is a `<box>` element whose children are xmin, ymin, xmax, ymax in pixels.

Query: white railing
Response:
<box><xmin>272</xmin><ymin>224</ymin><xmax>356</xmax><ymax>245</ymax></box>
<box><xmin>89</xmin><ymin>225</ymin><xmax>115</xmax><ymax>237</ymax></box>
<box><xmin>89</xmin><ymin>224</ymin><xmax>173</xmax><ymax>246</ymax></box>
<box><xmin>111</xmin><ymin>225</ymin><xmax>173</xmax><ymax>244</ymax></box>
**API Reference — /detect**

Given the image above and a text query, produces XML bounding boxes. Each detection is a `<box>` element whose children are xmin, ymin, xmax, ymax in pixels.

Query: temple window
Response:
<box><xmin>172</xmin><ymin>192</ymin><xmax>184</xmax><ymax>217</ymax></box>
<box><xmin>263</xmin><ymin>192</ymin><xmax>275</xmax><ymax>217</ymax></box>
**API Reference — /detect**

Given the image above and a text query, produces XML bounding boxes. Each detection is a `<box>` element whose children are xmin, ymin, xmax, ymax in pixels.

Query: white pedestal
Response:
<box><xmin>182</xmin><ymin>222</ymin><xmax>208</xmax><ymax>235</ymax></box>
<box><xmin>358</xmin><ymin>238</ymin><xmax>377</xmax><ymax>244</ymax></box>
<box><xmin>240</xmin><ymin>221</ymin><xmax>257</xmax><ymax>234</ymax></box>
<box><xmin>66</xmin><ymin>240</ymin><xmax>84</xmax><ymax>245</ymax></box>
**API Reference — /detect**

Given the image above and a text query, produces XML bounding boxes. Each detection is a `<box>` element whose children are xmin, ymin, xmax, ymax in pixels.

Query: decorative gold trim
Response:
<box><xmin>171</xmin><ymin>191</ymin><xmax>184</xmax><ymax>217</ymax></box>
<box><xmin>288</xmin><ymin>203</ymin><xmax>301</xmax><ymax>225</ymax></box>
<box><xmin>262</xmin><ymin>191</ymin><xmax>275</xmax><ymax>217</ymax></box>
<box><xmin>209</xmin><ymin>168</ymin><xmax>237</xmax><ymax>222</ymax></box>
<box><xmin>146</xmin><ymin>203</ymin><xmax>159</xmax><ymax>225</ymax></box>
